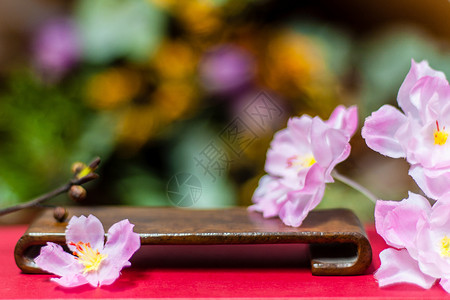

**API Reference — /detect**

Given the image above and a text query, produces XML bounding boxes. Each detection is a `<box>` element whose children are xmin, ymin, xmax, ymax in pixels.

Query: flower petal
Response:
<box><xmin>375</xmin><ymin>193</ymin><xmax>430</xmax><ymax>251</ymax></box>
<box><xmin>409</xmin><ymin>165</ymin><xmax>450</xmax><ymax>200</ymax></box>
<box><xmin>103</xmin><ymin>219</ymin><xmax>141</xmax><ymax>262</ymax></box>
<box><xmin>411</xmin><ymin>76</ymin><xmax>450</xmax><ymax>125</ymax></box>
<box><xmin>311</xmin><ymin>116</ymin><xmax>349</xmax><ymax>180</ymax></box>
<box><xmin>66</xmin><ymin>215</ymin><xmax>105</xmax><ymax>252</ymax></box>
<box><xmin>98</xmin><ymin>219</ymin><xmax>141</xmax><ymax>286</ymax></box>
<box><xmin>83</xmin><ymin>271</ymin><xmax>102</xmax><ymax>287</ymax></box>
<box><xmin>362</xmin><ymin>105</ymin><xmax>408</xmax><ymax>158</ymax></box>
<box><xmin>440</xmin><ymin>279</ymin><xmax>450</xmax><ymax>293</ymax></box>
<box><xmin>249</xmin><ymin>175</ymin><xmax>288</xmax><ymax>218</ymax></box>
<box><xmin>35</xmin><ymin>242</ymin><xmax>84</xmax><ymax>277</ymax></box>
<box><xmin>326</xmin><ymin>105</ymin><xmax>358</xmax><ymax>138</ymax></box>
<box><xmin>375</xmin><ymin>248</ymin><xmax>436</xmax><ymax>289</ymax></box>
<box><xmin>279</xmin><ymin>185</ymin><xmax>325</xmax><ymax>228</ymax></box>
<box><xmin>398</xmin><ymin>59</ymin><xmax>446</xmax><ymax>119</ymax></box>
<box><xmin>278</xmin><ymin>164</ymin><xmax>326</xmax><ymax>227</ymax></box>
<box><xmin>286</xmin><ymin>115</ymin><xmax>313</xmax><ymax>144</ymax></box>
<box><xmin>92</xmin><ymin>259</ymin><xmax>132</xmax><ymax>287</ymax></box>
<box><xmin>51</xmin><ymin>274</ymin><xmax>90</xmax><ymax>288</ymax></box>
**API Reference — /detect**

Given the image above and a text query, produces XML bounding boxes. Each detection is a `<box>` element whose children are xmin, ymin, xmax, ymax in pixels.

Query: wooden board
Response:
<box><xmin>14</xmin><ymin>207</ymin><xmax>372</xmax><ymax>275</ymax></box>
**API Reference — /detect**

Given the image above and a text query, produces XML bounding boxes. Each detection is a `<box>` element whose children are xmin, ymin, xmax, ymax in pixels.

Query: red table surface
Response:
<box><xmin>1</xmin><ymin>224</ymin><xmax>450</xmax><ymax>299</ymax></box>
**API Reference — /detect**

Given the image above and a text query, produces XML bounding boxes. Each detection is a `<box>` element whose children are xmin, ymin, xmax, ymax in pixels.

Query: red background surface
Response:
<box><xmin>1</xmin><ymin>224</ymin><xmax>450</xmax><ymax>299</ymax></box>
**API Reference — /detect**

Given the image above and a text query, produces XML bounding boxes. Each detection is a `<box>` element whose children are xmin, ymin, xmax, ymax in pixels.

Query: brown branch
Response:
<box><xmin>0</xmin><ymin>158</ymin><xmax>101</xmax><ymax>217</ymax></box>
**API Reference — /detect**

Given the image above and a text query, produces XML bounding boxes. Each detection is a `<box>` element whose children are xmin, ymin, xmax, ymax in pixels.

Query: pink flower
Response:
<box><xmin>199</xmin><ymin>44</ymin><xmax>255</xmax><ymax>95</ymax></box>
<box><xmin>375</xmin><ymin>193</ymin><xmax>450</xmax><ymax>292</ymax></box>
<box><xmin>250</xmin><ymin>105</ymin><xmax>358</xmax><ymax>227</ymax></box>
<box><xmin>35</xmin><ymin>215</ymin><xmax>141</xmax><ymax>288</ymax></box>
<box><xmin>362</xmin><ymin>59</ymin><xmax>450</xmax><ymax>199</ymax></box>
<box><xmin>265</xmin><ymin>105</ymin><xmax>357</xmax><ymax>186</ymax></box>
<box><xmin>33</xmin><ymin>18</ymin><xmax>81</xmax><ymax>81</ymax></box>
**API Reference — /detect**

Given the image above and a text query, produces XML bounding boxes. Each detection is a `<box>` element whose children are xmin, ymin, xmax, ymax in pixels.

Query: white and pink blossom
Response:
<box><xmin>250</xmin><ymin>105</ymin><xmax>357</xmax><ymax>227</ymax></box>
<box><xmin>35</xmin><ymin>215</ymin><xmax>141</xmax><ymax>288</ymax></box>
<box><xmin>362</xmin><ymin>60</ymin><xmax>450</xmax><ymax>199</ymax></box>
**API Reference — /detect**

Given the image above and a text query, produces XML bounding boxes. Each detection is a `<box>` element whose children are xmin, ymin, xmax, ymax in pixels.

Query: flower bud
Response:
<box><xmin>71</xmin><ymin>162</ymin><xmax>86</xmax><ymax>175</ymax></box>
<box><xmin>69</xmin><ymin>185</ymin><xmax>87</xmax><ymax>202</ymax></box>
<box><xmin>53</xmin><ymin>206</ymin><xmax>68</xmax><ymax>222</ymax></box>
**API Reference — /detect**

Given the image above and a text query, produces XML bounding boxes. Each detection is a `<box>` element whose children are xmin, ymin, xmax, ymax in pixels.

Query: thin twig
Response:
<box><xmin>0</xmin><ymin>157</ymin><xmax>100</xmax><ymax>217</ymax></box>
<box><xmin>331</xmin><ymin>170</ymin><xmax>378</xmax><ymax>204</ymax></box>
<box><xmin>0</xmin><ymin>176</ymin><xmax>95</xmax><ymax>216</ymax></box>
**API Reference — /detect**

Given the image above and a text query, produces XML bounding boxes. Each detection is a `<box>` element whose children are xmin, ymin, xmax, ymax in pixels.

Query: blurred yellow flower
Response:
<box><xmin>264</xmin><ymin>30</ymin><xmax>328</xmax><ymax>93</ymax></box>
<box><xmin>258</xmin><ymin>30</ymin><xmax>340</xmax><ymax>115</ymax></box>
<box><xmin>177</xmin><ymin>0</ymin><xmax>221</xmax><ymax>36</ymax></box>
<box><xmin>153</xmin><ymin>81</ymin><xmax>197</xmax><ymax>121</ymax></box>
<box><xmin>86</xmin><ymin>68</ymin><xmax>142</xmax><ymax>110</ymax></box>
<box><xmin>152</xmin><ymin>40</ymin><xmax>198</xmax><ymax>80</ymax></box>
<box><xmin>116</xmin><ymin>103</ymin><xmax>159</xmax><ymax>152</ymax></box>
<box><xmin>151</xmin><ymin>0</ymin><xmax>222</xmax><ymax>42</ymax></box>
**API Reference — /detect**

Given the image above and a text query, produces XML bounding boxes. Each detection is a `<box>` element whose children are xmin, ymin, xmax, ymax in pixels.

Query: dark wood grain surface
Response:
<box><xmin>14</xmin><ymin>207</ymin><xmax>372</xmax><ymax>275</ymax></box>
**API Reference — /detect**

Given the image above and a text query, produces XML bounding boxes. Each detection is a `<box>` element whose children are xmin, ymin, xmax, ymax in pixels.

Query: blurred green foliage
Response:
<box><xmin>76</xmin><ymin>0</ymin><xmax>166</xmax><ymax>63</ymax></box>
<box><xmin>0</xmin><ymin>72</ymin><xmax>85</xmax><ymax>202</ymax></box>
<box><xmin>358</xmin><ymin>27</ymin><xmax>450</xmax><ymax>117</ymax></box>
<box><xmin>318</xmin><ymin>182</ymin><xmax>376</xmax><ymax>223</ymax></box>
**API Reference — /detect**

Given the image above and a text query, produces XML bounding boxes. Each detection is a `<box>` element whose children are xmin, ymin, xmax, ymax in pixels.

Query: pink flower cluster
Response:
<box><xmin>252</xmin><ymin>59</ymin><xmax>450</xmax><ymax>291</ymax></box>
<box><xmin>249</xmin><ymin>105</ymin><xmax>358</xmax><ymax>227</ymax></box>
<box><xmin>363</xmin><ymin>60</ymin><xmax>450</xmax><ymax>292</ymax></box>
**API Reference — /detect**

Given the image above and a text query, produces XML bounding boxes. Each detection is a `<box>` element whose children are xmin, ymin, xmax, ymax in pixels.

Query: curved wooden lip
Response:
<box><xmin>15</xmin><ymin>207</ymin><xmax>372</xmax><ymax>275</ymax></box>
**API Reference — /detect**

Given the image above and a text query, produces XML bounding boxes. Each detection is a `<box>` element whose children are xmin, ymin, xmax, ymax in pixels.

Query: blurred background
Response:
<box><xmin>0</xmin><ymin>0</ymin><xmax>449</xmax><ymax>224</ymax></box>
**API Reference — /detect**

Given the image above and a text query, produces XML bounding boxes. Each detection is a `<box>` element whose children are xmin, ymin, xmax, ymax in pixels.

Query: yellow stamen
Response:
<box><xmin>287</xmin><ymin>154</ymin><xmax>316</xmax><ymax>170</ymax></box>
<box><xmin>440</xmin><ymin>236</ymin><xmax>450</xmax><ymax>257</ymax></box>
<box><xmin>69</xmin><ymin>241</ymin><xmax>107</xmax><ymax>273</ymax></box>
<box><xmin>434</xmin><ymin>121</ymin><xmax>448</xmax><ymax>146</ymax></box>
